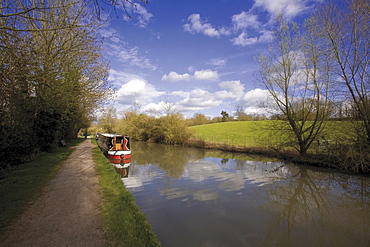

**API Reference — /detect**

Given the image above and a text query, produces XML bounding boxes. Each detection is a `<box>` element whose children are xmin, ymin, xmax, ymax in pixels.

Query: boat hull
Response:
<box><xmin>97</xmin><ymin>133</ymin><xmax>131</xmax><ymax>162</ymax></box>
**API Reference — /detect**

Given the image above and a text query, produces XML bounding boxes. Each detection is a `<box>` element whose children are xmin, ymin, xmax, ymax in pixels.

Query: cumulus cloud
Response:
<box><xmin>176</xmin><ymin>88</ymin><xmax>223</xmax><ymax>112</ymax></box>
<box><xmin>115</xmin><ymin>79</ymin><xmax>165</xmax><ymax>105</ymax></box>
<box><xmin>169</xmin><ymin>81</ymin><xmax>249</xmax><ymax>113</ymax></box>
<box><xmin>183</xmin><ymin>13</ymin><xmax>230</xmax><ymax>38</ymax></box>
<box><xmin>253</xmin><ymin>0</ymin><xmax>312</xmax><ymax>19</ymax></box>
<box><xmin>219</xmin><ymin>80</ymin><xmax>245</xmax><ymax>100</ymax></box>
<box><xmin>240</xmin><ymin>88</ymin><xmax>276</xmax><ymax>115</ymax></box>
<box><xmin>108</xmin><ymin>69</ymin><xmax>145</xmax><ymax>87</ymax></box>
<box><xmin>194</xmin><ymin>70</ymin><xmax>219</xmax><ymax>81</ymax></box>
<box><xmin>162</xmin><ymin>69</ymin><xmax>219</xmax><ymax>82</ymax></box>
<box><xmin>231</xmin><ymin>32</ymin><xmax>258</xmax><ymax>46</ymax></box>
<box><xmin>232</xmin><ymin>11</ymin><xmax>260</xmax><ymax>30</ymax></box>
<box><xmin>242</xmin><ymin>88</ymin><xmax>270</xmax><ymax>105</ymax></box>
<box><xmin>182</xmin><ymin>1</ymin><xmax>318</xmax><ymax>46</ymax></box>
<box><xmin>161</xmin><ymin>71</ymin><xmax>191</xmax><ymax>82</ymax></box>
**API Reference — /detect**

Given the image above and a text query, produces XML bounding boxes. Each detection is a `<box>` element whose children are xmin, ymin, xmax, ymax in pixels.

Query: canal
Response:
<box><xmin>113</xmin><ymin>141</ymin><xmax>370</xmax><ymax>247</ymax></box>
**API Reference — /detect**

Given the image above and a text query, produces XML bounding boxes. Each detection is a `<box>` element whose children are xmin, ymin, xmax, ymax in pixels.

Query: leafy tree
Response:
<box><xmin>188</xmin><ymin>113</ymin><xmax>210</xmax><ymax>126</ymax></box>
<box><xmin>98</xmin><ymin>106</ymin><xmax>117</xmax><ymax>133</ymax></box>
<box><xmin>221</xmin><ymin>111</ymin><xmax>230</xmax><ymax>122</ymax></box>
<box><xmin>0</xmin><ymin>0</ymin><xmax>110</xmax><ymax>167</ymax></box>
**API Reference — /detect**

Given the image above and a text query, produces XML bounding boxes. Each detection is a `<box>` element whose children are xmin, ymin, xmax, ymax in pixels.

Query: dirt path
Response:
<box><xmin>2</xmin><ymin>138</ymin><xmax>107</xmax><ymax>247</ymax></box>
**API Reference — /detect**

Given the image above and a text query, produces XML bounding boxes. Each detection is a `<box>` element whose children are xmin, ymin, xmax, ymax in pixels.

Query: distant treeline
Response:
<box><xmin>93</xmin><ymin>108</ymin><xmax>369</xmax><ymax>174</ymax></box>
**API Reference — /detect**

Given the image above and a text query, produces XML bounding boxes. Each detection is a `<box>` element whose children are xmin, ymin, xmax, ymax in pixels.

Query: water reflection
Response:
<box><xmin>114</xmin><ymin>166</ymin><xmax>130</xmax><ymax>178</ymax></box>
<box><xmin>119</xmin><ymin>141</ymin><xmax>370</xmax><ymax>247</ymax></box>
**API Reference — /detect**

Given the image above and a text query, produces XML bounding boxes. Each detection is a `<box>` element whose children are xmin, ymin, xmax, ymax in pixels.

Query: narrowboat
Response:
<box><xmin>96</xmin><ymin>133</ymin><xmax>131</xmax><ymax>162</ymax></box>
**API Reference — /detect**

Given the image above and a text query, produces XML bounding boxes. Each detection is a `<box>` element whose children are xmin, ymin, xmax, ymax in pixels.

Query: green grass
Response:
<box><xmin>191</xmin><ymin>121</ymin><xmax>282</xmax><ymax>147</ymax></box>
<box><xmin>190</xmin><ymin>121</ymin><xmax>355</xmax><ymax>150</ymax></box>
<box><xmin>92</xmin><ymin>141</ymin><xmax>161</xmax><ymax>247</ymax></box>
<box><xmin>0</xmin><ymin>138</ymin><xmax>84</xmax><ymax>239</ymax></box>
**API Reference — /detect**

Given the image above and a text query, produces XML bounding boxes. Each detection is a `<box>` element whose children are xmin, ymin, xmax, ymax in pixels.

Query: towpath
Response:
<box><xmin>2</xmin><ymin>138</ymin><xmax>107</xmax><ymax>246</ymax></box>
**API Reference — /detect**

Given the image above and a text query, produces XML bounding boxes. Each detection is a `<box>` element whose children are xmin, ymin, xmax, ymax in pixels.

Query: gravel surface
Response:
<box><xmin>2</xmin><ymin>138</ymin><xmax>107</xmax><ymax>247</ymax></box>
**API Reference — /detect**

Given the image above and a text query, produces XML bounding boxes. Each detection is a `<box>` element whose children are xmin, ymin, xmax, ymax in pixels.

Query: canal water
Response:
<box><xmin>113</xmin><ymin>141</ymin><xmax>370</xmax><ymax>247</ymax></box>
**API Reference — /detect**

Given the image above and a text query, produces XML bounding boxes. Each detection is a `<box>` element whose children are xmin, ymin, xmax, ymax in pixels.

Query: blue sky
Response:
<box><xmin>99</xmin><ymin>0</ymin><xmax>325</xmax><ymax>118</ymax></box>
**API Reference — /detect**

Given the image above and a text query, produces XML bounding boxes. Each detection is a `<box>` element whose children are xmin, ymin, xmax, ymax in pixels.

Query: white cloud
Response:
<box><xmin>183</xmin><ymin>13</ymin><xmax>230</xmax><ymax>38</ymax></box>
<box><xmin>242</xmin><ymin>88</ymin><xmax>270</xmax><ymax>105</ymax></box>
<box><xmin>208</xmin><ymin>58</ymin><xmax>227</xmax><ymax>67</ymax></box>
<box><xmin>253</xmin><ymin>0</ymin><xmax>310</xmax><ymax>19</ymax></box>
<box><xmin>114</xmin><ymin>79</ymin><xmax>165</xmax><ymax>105</ymax></box>
<box><xmin>108</xmin><ymin>69</ymin><xmax>145</xmax><ymax>87</ymax></box>
<box><xmin>194</xmin><ymin>69</ymin><xmax>219</xmax><ymax>81</ymax></box>
<box><xmin>161</xmin><ymin>71</ymin><xmax>191</xmax><ymax>82</ymax></box>
<box><xmin>258</xmin><ymin>30</ymin><xmax>274</xmax><ymax>43</ymax></box>
<box><xmin>171</xmin><ymin>81</ymin><xmax>248</xmax><ymax>113</ymax></box>
<box><xmin>123</xmin><ymin>3</ymin><xmax>153</xmax><ymax>28</ymax></box>
<box><xmin>118</xmin><ymin>47</ymin><xmax>157</xmax><ymax>71</ymax></box>
<box><xmin>177</xmin><ymin>88</ymin><xmax>223</xmax><ymax>112</ymax></box>
<box><xmin>162</xmin><ymin>69</ymin><xmax>219</xmax><ymax>82</ymax></box>
<box><xmin>214</xmin><ymin>90</ymin><xmax>235</xmax><ymax>100</ymax></box>
<box><xmin>219</xmin><ymin>80</ymin><xmax>245</xmax><ymax>100</ymax></box>
<box><xmin>240</xmin><ymin>88</ymin><xmax>276</xmax><ymax>115</ymax></box>
<box><xmin>232</xmin><ymin>11</ymin><xmax>260</xmax><ymax>30</ymax></box>
<box><xmin>231</xmin><ymin>32</ymin><xmax>258</xmax><ymax>46</ymax></box>
<box><xmin>98</xmin><ymin>27</ymin><xmax>117</xmax><ymax>39</ymax></box>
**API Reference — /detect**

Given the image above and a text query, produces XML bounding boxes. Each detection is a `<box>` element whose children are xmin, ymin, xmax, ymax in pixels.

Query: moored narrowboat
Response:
<box><xmin>96</xmin><ymin>133</ymin><xmax>131</xmax><ymax>162</ymax></box>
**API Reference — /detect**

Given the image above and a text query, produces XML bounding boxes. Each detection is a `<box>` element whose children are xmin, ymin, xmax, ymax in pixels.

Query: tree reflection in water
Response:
<box><xmin>262</xmin><ymin>165</ymin><xmax>369</xmax><ymax>246</ymax></box>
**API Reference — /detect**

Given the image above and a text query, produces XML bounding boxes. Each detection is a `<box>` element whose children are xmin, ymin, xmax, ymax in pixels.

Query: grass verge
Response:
<box><xmin>189</xmin><ymin>121</ymin><xmax>369</xmax><ymax>174</ymax></box>
<box><xmin>92</xmin><ymin>141</ymin><xmax>161</xmax><ymax>247</ymax></box>
<box><xmin>0</xmin><ymin>138</ymin><xmax>84</xmax><ymax>239</ymax></box>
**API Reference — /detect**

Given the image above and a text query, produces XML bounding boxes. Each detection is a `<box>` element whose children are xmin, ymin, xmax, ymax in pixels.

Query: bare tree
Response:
<box><xmin>234</xmin><ymin>105</ymin><xmax>251</xmax><ymax>121</ymax></box>
<box><xmin>258</xmin><ymin>16</ymin><xmax>331</xmax><ymax>155</ymax></box>
<box><xmin>314</xmin><ymin>0</ymin><xmax>370</xmax><ymax>146</ymax></box>
<box><xmin>1</xmin><ymin>0</ymin><xmax>148</xmax><ymax>31</ymax></box>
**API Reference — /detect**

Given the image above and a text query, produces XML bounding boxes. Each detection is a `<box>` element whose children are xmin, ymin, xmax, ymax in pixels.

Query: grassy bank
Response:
<box><xmin>0</xmin><ymin>138</ymin><xmax>84</xmax><ymax>239</ymax></box>
<box><xmin>190</xmin><ymin>121</ymin><xmax>353</xmax><ymax>149</ymax></box>
<box><xmin>92</xmin><ymin>141</ymin><xmax>161</xmax><ymax>247</ymax></box>
<box><xmin>191</xmin><ymin>121</ymin><xmax>275</xmax><ymax>147</ymax></box>
<box><xmin>189</xmin><ymin>121</ymin><xmax>368</xmax><ymax>173</ymax></box>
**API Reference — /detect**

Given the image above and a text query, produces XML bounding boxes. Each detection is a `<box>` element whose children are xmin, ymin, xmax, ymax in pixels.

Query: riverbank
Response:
<box><xmin>92</xmin><ymin>140</ymin><xmax>161</xmax><ymax>247</ymax></box>
<box><xmin>189</xmin><ymin>121</ymin><xmax>369</xmax><ymax>175</ymax></box>
<box><xmin>0</xmin><ymin>138</ymin><xmax>161</xmax><ymax>246</ymax></box>
<box><xmin>185</xmin><ymin>138</ymin><xmax>368</xmax><ymax>175</ymax></box>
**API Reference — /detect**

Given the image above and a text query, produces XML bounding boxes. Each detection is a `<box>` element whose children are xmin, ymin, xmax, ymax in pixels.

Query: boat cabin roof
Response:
<box><xmin>99</xmin><ymin>133</ymin><xmax>125</xmax><ymax>138</ymax></box>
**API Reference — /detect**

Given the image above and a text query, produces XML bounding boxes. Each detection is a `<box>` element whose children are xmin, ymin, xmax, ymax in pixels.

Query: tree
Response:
<box><xmin>221</xmin><ymin>111</ymin><xmax>230</xmax><ymax>122</ymax></box>
<box><xmin>0</xmin><ymin>0</ymin><xmax>110</xmax><ymax>166</ymax></box>
<box><xmin>98</xmin><ymin>106</ymin><xmax>117</xmax><ymax>133</ymax></box>
<box><xmin>234</xmin><ymin>105</ymin><xmax>251</xmax><ymax>121</ymax></box>
<box><xmin>0</xmin><ymin>0</ymin><xmax>148</xmax><ymax>31</ymax></box>
<box><xmin>314</xmin><ymin>0</ymin><xmax>370</xmax><ymax>146</ymax></box>
<box><xmin>258</xmin><ymin>16</ymin><xmax>331</xmax><ymax>155</ymax></box>
<box><xmin>189</xmin><ymin>113</ymin><xmax>210</xmax><ymax>126</ymax></box>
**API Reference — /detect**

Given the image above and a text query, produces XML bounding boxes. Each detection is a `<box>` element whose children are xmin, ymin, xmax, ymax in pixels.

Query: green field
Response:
<box><xmin>191</xmin><ymin>121</ymin><xmax>275</xmax><ymax>147</ymax></box>
<box><xmin>190</xmin><ymin>121</ymin><xmax>354</xmax><ymax>151</ymax></box>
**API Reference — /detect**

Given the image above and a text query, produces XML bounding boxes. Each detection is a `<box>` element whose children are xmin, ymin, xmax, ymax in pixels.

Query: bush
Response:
<box><xmin>117</xmin><ymin>113</ymin><xmax>193</xmax><ymax>145</ymax></box>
